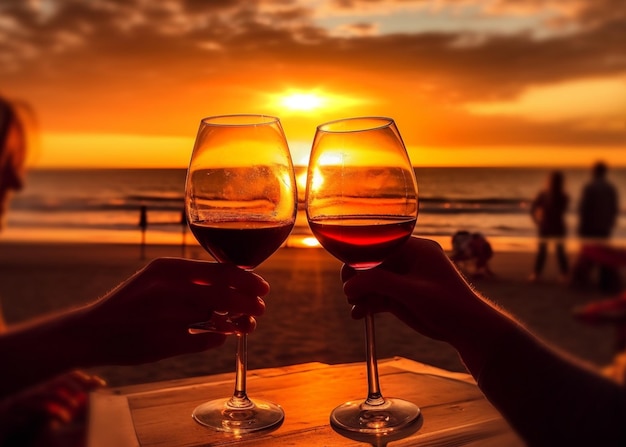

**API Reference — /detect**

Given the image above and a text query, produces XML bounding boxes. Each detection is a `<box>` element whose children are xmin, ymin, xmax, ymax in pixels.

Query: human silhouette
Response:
<box><xmin>0</xmin><ymin>95</ymin><xmax>27</xmax><ymax>232</ymax></box>
<box><xmin>344</xmin><ymin>237</ymin><xmax>626</xmax><ymax>446</ymax></box>
<box><xmin>1</xmin><ymin>95</ymin><xmax>269</xmax><ymax>445</ymax></box>
<box><xmin>572</xmin><ymin>161</ymin><xmax>620</xmax><ymax>293</ymax></box>
<box><xmin>450</xmin><ymin>230</ymin><xmax>493</xmax><ymax>278</ymax></box>
<box><xmin>579</xmin><ymin>161</ymin><xmax>618</xmax><ymax>239</ymax></box>
<box><xmin>529</xmin><ymin>170</ymin><xmax>569</xmax><ymax>282</ymax></box>
<box><xmin>139</xmin><ymin>204</ymin><xmax>148</xmax><ymax>259</ymax></box>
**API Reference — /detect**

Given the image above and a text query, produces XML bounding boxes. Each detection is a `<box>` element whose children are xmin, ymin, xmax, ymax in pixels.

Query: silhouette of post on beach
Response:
<box><xmin>139</xmin><ymin>205</ymin><xmax>148</xmax><ymax>259</ymax></box>
<box><xmin>137</xmin><ymin>206</ymin><xmax>189</xmax><ymax>259</ymax></box>
<box><xmin>180</xmin><ymin>208</ymin><xmax>188</xmax><ymax>257</ymax></box>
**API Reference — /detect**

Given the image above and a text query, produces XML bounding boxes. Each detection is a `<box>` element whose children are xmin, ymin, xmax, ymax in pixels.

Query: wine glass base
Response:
<box><xmin>192</xmin><ymin>398</ymin><xmax>284</xmax><ymax>434</ymax></box>
<box><xmin>330</xmin><ymin>397</ymin><xmax>421</xmax><ymax>436</ymax></box>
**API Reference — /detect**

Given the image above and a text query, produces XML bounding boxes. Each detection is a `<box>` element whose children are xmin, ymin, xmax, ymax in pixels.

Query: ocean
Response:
<box><xmin>4</xmin><ymin>167</ymin><xmax>626</xmax><ymax>252</ymax></box>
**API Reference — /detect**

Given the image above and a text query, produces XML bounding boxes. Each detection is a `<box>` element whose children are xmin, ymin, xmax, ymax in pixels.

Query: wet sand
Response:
<box><xmin>0</xmin><ymin>241</ymin><xmax>617</xmax><ymax>388</ymax></box>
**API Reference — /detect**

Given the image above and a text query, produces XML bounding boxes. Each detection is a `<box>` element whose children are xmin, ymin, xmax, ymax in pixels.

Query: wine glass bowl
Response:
<box><xmin>185</xmin><ymin>114</ymin><xmax>297</xmax><ymax>433</ymax></box>
<box><xmin>305</xmin><ymin>117</ymin><xmax>420</xmax><ymax>437</ymax></box>
<box><xmin>306</xmin><ymin>117</ymin><xmax>418</xmax><ymax>270</ymax></box>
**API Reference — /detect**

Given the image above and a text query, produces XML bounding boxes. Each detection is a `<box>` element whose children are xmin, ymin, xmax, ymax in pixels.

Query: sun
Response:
<box><xmin>281</xmin><ymin>92</ymin><xmax>325</xmax><ymax>111</ymax></box>
<box><xmin>268</xmin><ymin>88</ymin><xmax>366</xmax><ymax>116</ymax></box>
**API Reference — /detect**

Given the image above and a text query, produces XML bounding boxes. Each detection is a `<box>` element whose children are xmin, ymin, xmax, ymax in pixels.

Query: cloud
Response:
<box><xmin>488</xmin><ymin>0</ymin><xmax>626</xmax><ymax>28</ymax></box>
<box><xmin>325</xmin><ymin>0</ymin><xmax>625</xmax><ymax>27</ymax></box>
<box><xmin>0</xmin><ymin>0</ymin><xmax>624</xmax><ymax>149</ymax></box>
<box><xmin>466</xmin><ymin>78</ymin><xmax>626</xmax><ymax>122</ymax></box>
<box><xmin>3</xmin><ymin>1</ymin><xmax>623</xmax><ymax>88</ymax></box>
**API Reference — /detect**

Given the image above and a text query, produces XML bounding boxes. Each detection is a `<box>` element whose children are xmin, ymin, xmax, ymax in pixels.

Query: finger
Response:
<box><xmin>179</xmin><ymin>283</ymin><xmax>266</xmax><ymax>317</ymax></box>
<box><xmin>61</xmin><ymin>371</ymin><xmax>107</xmax><ymax>391</ymax></box>
<box><xmin>351</xmin><ymin>304</ymin><xmax>367</xmax><ymax>320</ymax></box>
<box><xmin>231</xmin><ymin>315</ymin><xmax>257</xmax><ymax>333</ymax></box>
<box><xmin>184</xmin><ymin>332</ymin><xmax>228</xmax><ymax>352</ymax></box>
<box><xmin>350</xmin><ymin>303</ymin><xmax>392</xmax><ymax>319</ymax></box>
<box><xmin>341</xmin><ymin>264</ymin><xmax>357</xmax><ymax>283</ymax></box>
<box><xmin>344</xmin><ymin>269</ymin><xmax>396</xmax><ymax>298</ymax></box>
<box><xmin>350</xmin><ymin>297</ymin><xmax>434</xmax><ymax>338</ymax></box>
<box><xmin>344</xmin><ymin>268</ymin><xmax>429</xmax><ymax>309</ymax></box>
<box><xmin>51</xmin><ymin>386</ymin><xmax>83</xmax><ymax>410</ymax></box>
<box><xmin>44</xmin><ymin>401</ymin><xmax>73</xmax><ymax>424</ymax></box>
<box><xmin>348</xmin><ymin>295</ymin><xmax>403</xmax><ymax>316</ymax></box>
<box><xmin>206</xmin><ymin>287</ymin><xmax>266</xmax><ymax>316</ymax></box>
<box><xmin>193</xmin><ymin>263</ymin><xmax>270</xmax><ymax>297</ymax></box>
<box><xmin>188</xmin><ymin>315</ymin><xmax>257</xmax><ymax>335</ymax></box>
<box><xmin>379</xmin><ymin>237</ymin><xmax>443</xmax><ymax>274</ymax></box>
<box><xmin>149</xmin><ymin>258</ymin><xmax>270</xmax><ymax>296</ymax></box>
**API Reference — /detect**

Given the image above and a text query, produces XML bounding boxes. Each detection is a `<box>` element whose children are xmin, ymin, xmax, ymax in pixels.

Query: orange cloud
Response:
<box><xmin>1</xmin><ymin>0</ymin><xmax>624</xmax><ymax>168</ymax></box>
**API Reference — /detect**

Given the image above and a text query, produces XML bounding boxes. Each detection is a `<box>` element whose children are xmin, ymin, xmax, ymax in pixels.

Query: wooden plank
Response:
<box><xmin>87</xmin><ymin>393</ymin><xmax>139</xmax><ymax>447</ymax></box>
<box><xmin>107</xmin><ymin>362</ymin><xmax>329</xmax><ymax>397</ymax></box>
<box><xmin>379</xmin><ymin>356</ymin><xmax>476</xmax><ymax>384</ymax></box>
<box><xmin>88</xmin><ymin>358</ymin><xmax>523</xmax><ymax>447</ymax></box>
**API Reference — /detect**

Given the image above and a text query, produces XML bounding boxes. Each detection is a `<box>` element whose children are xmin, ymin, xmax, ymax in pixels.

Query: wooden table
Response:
<box><xmin>87</xmin><ymin>357</ymin><xmax>524</xmax><ymax>446</ymax></box>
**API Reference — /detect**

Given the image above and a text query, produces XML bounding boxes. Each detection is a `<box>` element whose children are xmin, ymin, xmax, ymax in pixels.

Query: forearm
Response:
<box><xmin>453</xmin><ymin>307</ymin><xmax>626</xmax><ymax>446</ymax></box>
<box><xmin>0</xmin><ymin>306</ymin><xmax>96</xmax><ymax>399</ymax></box>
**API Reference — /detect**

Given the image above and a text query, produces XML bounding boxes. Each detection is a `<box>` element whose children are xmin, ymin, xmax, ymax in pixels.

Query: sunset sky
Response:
<box><xmin>1</xmin><ymin>0</ymin><xmax>624</xmax><ymax>168</ymax></box>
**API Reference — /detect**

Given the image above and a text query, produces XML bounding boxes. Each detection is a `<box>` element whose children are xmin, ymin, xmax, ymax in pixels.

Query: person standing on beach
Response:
<box><xmin>578</xmin><ymin>161</ymin><xmax>619</xmax><ymax>241</ymax></box>
<box><xmin>572</xmin><ymin>161</ymin><xmax>620</xmax><ymax>292</ymax></box>
<box><xmin>0</xmin><ymin>95</ymin><xmax>29</xmax><ymax>334</ymax></box>
<box><xmin>343</xmin><ymin>237</ymin><xmax>626</xmax><ymax>446</ymax></box>
<box><xmin>529</xmin><ymin>170</ymin><xmax>569</xmax><ymax>282</ymax></box>
<box><xmin>0</xmin><ymin>95</ymin><xmax>27</xmax><ymax>234</ymax></box>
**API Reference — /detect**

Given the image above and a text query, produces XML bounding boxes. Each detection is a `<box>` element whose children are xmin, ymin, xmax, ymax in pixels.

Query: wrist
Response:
<box><xmin>0</xmin><ymin>305</ymin><xmax>96</xmax><ymax>398</ymax></box>
<box><xmin>448</xmin><ymin>296</ymin><xmax>525</xmax><ymax>381</ymax></box>
<box><xmin>57</xmin><ymin>303</ymin><xmax>103</xmax><ymax>369</ymax></box>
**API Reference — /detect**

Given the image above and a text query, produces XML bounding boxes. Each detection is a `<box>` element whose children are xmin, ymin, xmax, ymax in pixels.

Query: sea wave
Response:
<box><xmin>419</xmin><ymin>196</ymin><xmax>531</xmax><ymax>214</ymax></box>
<box><xmin>6</xmin><ymin>167</ymin><xmax>625</xmax><ymax>245</ymax></box>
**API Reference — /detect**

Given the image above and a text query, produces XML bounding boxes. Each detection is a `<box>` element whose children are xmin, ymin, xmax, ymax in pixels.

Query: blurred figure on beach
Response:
<box><xmin>571</xmin><ymin>161</ymin><xmax>621</xmax><ymax>293</ymax></box>
<box><xmin>578</xmin><ymin>161</ymin><xmax>619</xmax><ymax>241</ymax></box>
<box><xmin>0</xmin><ymin>94</ymin><xmax>29</xmax><ymax>333</ymax></box>
<box><xmin>529</xmin><ymin>170</ymin><xmax>569</xmax><ymax>283</ymax></box>
<box><xmin>344</xmin><ymin>237</ymin><xmax>626</xmax><ymax>446</ymax></box>
<box><xmin>0</xmin><ymin>95</ymin><xmax>27</xmax><ymax>234</ymax></box>
<box><xmin>450</xmin><ymin>230</ymin><xmax>494</xmax><ymax>278</ymax></box>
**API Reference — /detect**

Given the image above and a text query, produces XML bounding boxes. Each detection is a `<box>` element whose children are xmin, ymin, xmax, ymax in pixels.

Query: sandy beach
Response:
<box><xmin>0</xmin><ymin>240</ymin><xmax>619</xmax><ymax>388</ymax></box>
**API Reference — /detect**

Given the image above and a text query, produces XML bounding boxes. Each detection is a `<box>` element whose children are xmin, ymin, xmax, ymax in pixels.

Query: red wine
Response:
<box><xmin>309</xmin><ymin>216</ymin><xmax>416</xmax><ymax>270</ymax></box>
<box><xmin>189</xmin><ymin>221</ymin><xmax>294</xmax><ymax>270</ymax></box>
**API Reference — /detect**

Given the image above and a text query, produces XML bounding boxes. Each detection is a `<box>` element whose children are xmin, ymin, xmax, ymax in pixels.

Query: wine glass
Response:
<box><xmin>305</xmin><ymin>117</ymin><xmax>421</xmax><ymax>437</ymax></box>
<box><xmin>185</xmin><ymin>114</ymin><xmax>297</xmax><ymax>433</ymax></box>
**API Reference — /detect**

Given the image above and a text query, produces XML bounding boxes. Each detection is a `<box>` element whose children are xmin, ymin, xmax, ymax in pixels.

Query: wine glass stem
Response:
<box><xmin>364</xmin><ymin>312</ymin><xmax>384</xmax><ymax>406</ymax></box>
<box><xmin>229</xmin><ymin>333</ymin><xmax>253</xmax><ymax>408</ymax></box>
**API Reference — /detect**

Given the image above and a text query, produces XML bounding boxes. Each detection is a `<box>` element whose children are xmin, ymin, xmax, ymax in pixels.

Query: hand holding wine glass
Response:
<box><xmin>305</xmin><ymin>117</ymin><xmax>420</xmax><ymax>439</ymax></box>
<box><xmin>185</xmin><ymin>114</ymin><xmax>297</xmax><ymax>433</ymax></box>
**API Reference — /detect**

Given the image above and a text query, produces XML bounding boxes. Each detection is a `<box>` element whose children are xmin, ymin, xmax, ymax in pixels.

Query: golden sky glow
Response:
<box><xmin>466</xmin><ymin>77</ymin><xmax>626</xmax><ymax>125</ymax></box>
<box><xmin>1</xmin><ymin>1</ymin><xmax>624</xmax><ymax>168</ymax></box>
<box><xmin>280</xmin><ymin>92</ymin><xmax>325</xmax><ymax>111</ymax></box>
